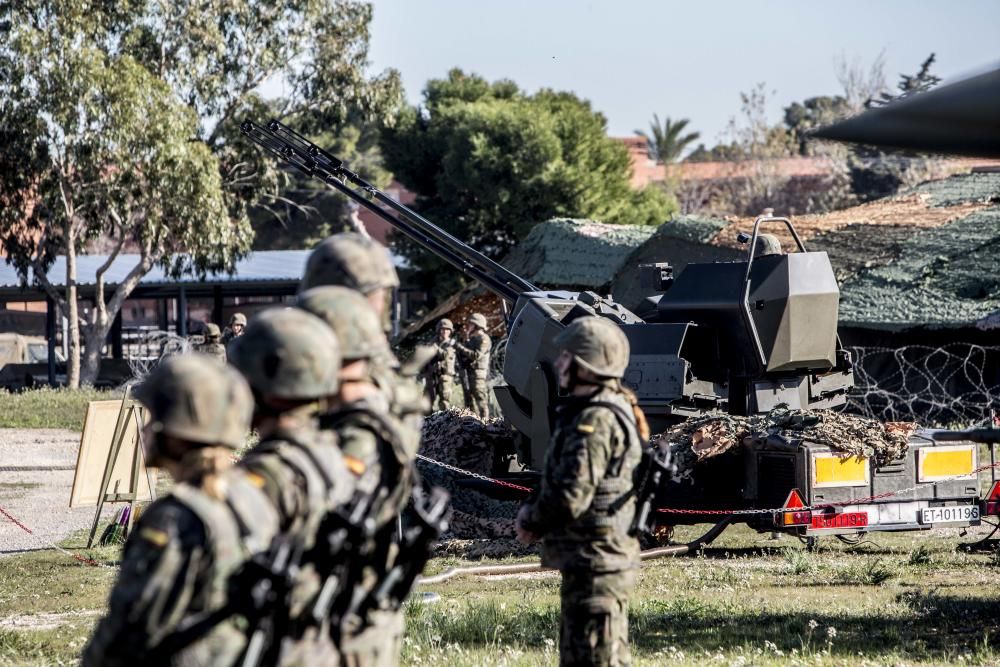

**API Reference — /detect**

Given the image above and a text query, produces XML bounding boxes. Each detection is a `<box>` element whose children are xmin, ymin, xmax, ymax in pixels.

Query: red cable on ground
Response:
<box><xmin>0</xmin><ymin>504</ymin><xmax>104</xmax><ymax>568</ymax></box>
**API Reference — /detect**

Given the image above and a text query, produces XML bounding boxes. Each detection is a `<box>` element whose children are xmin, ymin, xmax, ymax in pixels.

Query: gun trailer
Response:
<box><xmin>242</xmin><ymin>119</ymin><xmax>998</xmax><ymax>541</ymax></box>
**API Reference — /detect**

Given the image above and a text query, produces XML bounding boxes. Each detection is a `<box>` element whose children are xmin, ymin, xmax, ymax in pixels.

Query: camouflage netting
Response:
<box><xmin>417</xmin><ymin>409</ymin><xmax>538</xmax><ymax>559</ymax></box>
<box><xmin>655</xmin><ymin>406</ymin><xmax>917</xmax><ymax>483</ymax></box>
<box><xmin>503</xmin><ymin>218</ymin><xmax>655</xmax><ymax>289</ymax></box>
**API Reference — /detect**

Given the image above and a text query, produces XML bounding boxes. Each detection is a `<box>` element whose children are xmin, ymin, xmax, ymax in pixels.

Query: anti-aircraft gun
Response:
<box><xmin>244</xmin><ymin>120</ymin><xmax>991</xmax><ymax>539</ymax></box>
<box><xmin>242</xmin><ymin>120</ymin><xmax>854</xmax><ymax>465</ymax></box>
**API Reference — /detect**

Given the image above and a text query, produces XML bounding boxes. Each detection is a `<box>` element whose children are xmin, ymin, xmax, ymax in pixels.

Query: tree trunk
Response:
<box><xmin>65</xmin><ymin>228</ymin><xmax>81</xmax><ymax>389</ymax></box>
<box><xmin>80</xmin><ymin>324</ymin><xmax>109</xmax><ymax>387</ymax></box>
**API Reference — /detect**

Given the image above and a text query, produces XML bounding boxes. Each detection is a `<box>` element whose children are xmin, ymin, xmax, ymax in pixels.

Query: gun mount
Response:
<box><xmin>242</xmin><ymin>119</ymin><xmax>855</xmax><ymax>469</ymax></box>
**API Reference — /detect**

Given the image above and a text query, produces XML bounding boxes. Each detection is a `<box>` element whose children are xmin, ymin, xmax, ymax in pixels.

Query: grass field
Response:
<box><xmin>0</xmin><ymin>388</ymin><xmax>120</xmax><ymax>431</ymax></box>
<box><xmin>1</xmin><ymin>524</ymin><xmax>997</xmax><ymax>666</ymax></box>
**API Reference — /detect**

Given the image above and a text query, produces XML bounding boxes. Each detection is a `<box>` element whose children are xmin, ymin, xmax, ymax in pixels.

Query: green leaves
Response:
<box><xmin>381</xmin><ymin>70</ymin><xmax>677</xmax><ymax>268</ymax></box>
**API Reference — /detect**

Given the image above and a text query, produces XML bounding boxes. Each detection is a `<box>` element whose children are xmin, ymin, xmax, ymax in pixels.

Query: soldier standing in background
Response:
<box><xmin>425</xmin><ymin>318</ymin><xmax>457</xmax><ymax>411</ymax></box>
<box><xmin>229</xmin><ymin>308</ymin><xmax>355</xmax><ymax>665</ymax></box>
<box><xmin>196</xmin><ymin>322</ymin><xmax>227</xmax><ymax>362</ymax></box>
<box><xmin>83</xmin><ymin>354</ymin><xmax>278</xmax><ymax>667</ymax></box>
<box><xmin>296</xmin><ymin>286</ymin><xmax>419</xmax><ymax>666</ymax></box>
<box><xmin>455</xmin><ymin>312</ymin><xmax>492</xmax><ymax>419</ymax></box>
<box><xmin>515</xmin><ymin>317</ymin><xmax>645</xmax><ymax>667</ymax></box>
<box><xmin>221</xmin><ymin>312</ymin><xmax>247</xmax><ymax>345</ymax></box>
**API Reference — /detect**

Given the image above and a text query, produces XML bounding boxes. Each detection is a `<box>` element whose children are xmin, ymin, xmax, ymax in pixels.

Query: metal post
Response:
<box><xmin>176</xmin><ymin>287</ymin><xmax>188</xmax><ymax>337</ymax></box>
<box><xmin>45</xmin><ymin>297</ymin><xmax>56</xmax><ymax>386</ymax></box>
<box><xmin>212</xmin><ymin>286</ymin><xmax>223</xmax><ymax>326</ymax></box>
<box><xmin>111</xmin><ymin>310</ymin><xmax>123</xmax><ymax>360</ymax></box>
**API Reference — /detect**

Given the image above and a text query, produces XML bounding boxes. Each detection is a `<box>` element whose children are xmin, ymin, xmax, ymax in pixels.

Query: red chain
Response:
<box><xmin>0</xmin><ymin>505</ymin><xmax>103</xmax><ymax>567</ymax></box>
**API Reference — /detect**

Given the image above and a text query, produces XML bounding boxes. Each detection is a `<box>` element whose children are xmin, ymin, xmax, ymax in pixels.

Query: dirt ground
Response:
<box><xmin>0</xmin><ymin>429</ymin><xmax>98</xmax><ymax>556</ymax></box>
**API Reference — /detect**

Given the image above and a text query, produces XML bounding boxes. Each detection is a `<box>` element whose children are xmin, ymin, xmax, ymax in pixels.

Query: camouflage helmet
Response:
<box><xmin>467</xmin><ymin>312</ymin><xmax>488</xmax><ymax>330</ymax></box>
<box><xmin>230</xmin><ymin>312</ymin><xmax>247</xmax><ymax>327</ymax></box>
<box><xmin>295</xmin><ymin>286</ymin><xmax>390</xmax><ymax>362</ymax></box>
<box><xmin>436</xmin><ymin>318</ymin><xmax>454</xmax><ymax>332</ymax></box>
<box><xmin>204</xmin><ymin>323</ymin><xmax>222</xmax><ymax>339</ymax></box>
<box><xmin>753</xmin><ymin>233</ymin><xmax>783</xmax><ymax>257</ymax></box>
<box><xmin>553</xmin><ymin>316</ymin><xmax>630</xmax><ymax>380</ymax></box>
<box><xmin>299</xmin><ymin>232</ymin><xmax>399</xmax><ymax>295</ymax></box>
<box><xmin>133</xmin><ymin>353</ymin><xmax>253</xmax><ymax>449</ymax></box>
<box><xmin>228</xmin><ymin>307</ymin><xmax>341</xmax><ymax>402</ymax></box>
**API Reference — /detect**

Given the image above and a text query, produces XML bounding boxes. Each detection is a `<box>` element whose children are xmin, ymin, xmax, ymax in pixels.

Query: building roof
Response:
<box><xmin>0</xmin><ymin>248</ymin><xmax>408</xmax><ymax>299</ymax></box>
<box><xmin>503</xmin><ymin>218</ymin><xmax>656</xmax><ymax>289</ymax></box>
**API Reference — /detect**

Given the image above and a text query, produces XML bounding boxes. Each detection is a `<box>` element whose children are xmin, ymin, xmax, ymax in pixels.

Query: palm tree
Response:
<box><xmin>635</xmin><ymin>115</ymin><xmax>701</xmax><ymax>163</ymax></box>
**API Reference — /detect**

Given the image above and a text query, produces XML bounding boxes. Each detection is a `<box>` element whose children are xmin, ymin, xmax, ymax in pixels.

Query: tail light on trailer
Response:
<box><xmin>774</xmin><ymin>489</ymin><xmax>812</xmax><ymax>527</ymax></box>
<box><xmin>984</xmin><ymin>481</ymin><xmax>1000</xmax><ymax>516</ymax></box>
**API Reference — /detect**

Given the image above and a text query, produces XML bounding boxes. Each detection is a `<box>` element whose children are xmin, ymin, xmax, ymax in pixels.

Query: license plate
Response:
<box><xmin>920</xmin><ymin>505</ymin><xmax>980</xmax><ymax>524</ymax></box>
<box><xmin>811</xmin><ymin>511</ymin><xmax>868</xmax><ymax>530</ymax></box>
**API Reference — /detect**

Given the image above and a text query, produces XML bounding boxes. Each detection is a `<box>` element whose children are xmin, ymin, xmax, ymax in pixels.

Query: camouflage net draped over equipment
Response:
<box><xmin>654</xmin><ymin>406</ymin><xmax>917</xmax><ymax>482</ymax></box>
<box><xmin>417</xmin><ymin>409</ymin><xmax>538</xmax><ymax>559</ymax></box>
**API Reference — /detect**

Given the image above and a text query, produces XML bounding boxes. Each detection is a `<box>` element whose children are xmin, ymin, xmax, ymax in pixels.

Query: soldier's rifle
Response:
<box><xmin>631</xmin><ymin>443</ymin><xmax>675</xmax><ymax>536</ymax></box>
<box><xmin>339</xmin><ymin>486</ymin><xmax>450</xmax><ymax>626</ymax></box>
<box><xmin>240</xmin><ymin>119</ymin><xmax>538</xmax><ymax>303</ymax></box>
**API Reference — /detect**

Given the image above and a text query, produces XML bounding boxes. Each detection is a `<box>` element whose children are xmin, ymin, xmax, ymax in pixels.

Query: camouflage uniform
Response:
<box><xmin>299</xmin><ymin>232</ymin><xmax>429</xmax><ymax>666</ymax></box>
<box><xmin>517</xmin><ymin>318</ymin><xmax>642</xmax><ymax>667</ymax></box>
<box><xmin>230</xmin><ymin>308</ymin><xmax>355</xmax><ymax>666</ymax></box>
<box><xmin>196</xmin><ymin>323</ymin><xmax>227</xmax><ymax>362</ymax></box>
<box><xmin>455</xmin><ymin>313</ymin><xmax>492</xmax><ymax>419</ymax></box>
<box><xmin>83</xmin><ymin>354</ymin><xmax>278</xmax><ymax>667</ymax></box>
<box><xmin>222</xmin><ymin>313</ymin><xmax>247</xmax><ymax>346</ymax></box>
<box><xmin>426</xmin><ymin>319</ymin><xmax>457</xmax><ymax>412</ymax></box>
<box><xmin>296</xmin><ymin>286</ymin><xmax>421</xmax><ymax>667</ymax></box>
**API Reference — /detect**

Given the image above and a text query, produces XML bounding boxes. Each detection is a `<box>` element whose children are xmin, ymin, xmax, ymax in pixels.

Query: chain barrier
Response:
<box><xmin>415</xmin><ymin>454</ymin><xmax>533</xmax><ymax>493</ymax></box>
<box><xmin>0</xmin><ymin>504</ymin><xmax>110</xmax><ymax>568</ymax></box>
<box><xmin>415</xmin><ymin>453</ymin><xmax>1000</xmax><ymax>518</ymax></box>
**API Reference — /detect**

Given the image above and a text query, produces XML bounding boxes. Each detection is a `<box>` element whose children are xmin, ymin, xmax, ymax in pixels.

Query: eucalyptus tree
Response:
<box><xmin>0</xmin><ymin>0</ymin><xmax>399</xmax><ymax>386</ymax></box>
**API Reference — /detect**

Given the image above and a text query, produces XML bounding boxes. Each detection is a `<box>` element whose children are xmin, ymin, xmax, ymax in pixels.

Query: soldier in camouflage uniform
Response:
<box><xmin>299</xmin><ymin>232</ymin><xmax>399</xmax><ymax>333</ymax></box>
<box><xmin>222</xmin><ymin>312</ymin><xmax>247</xmax><ymax>345</ymax></box>
<box><xmin>455</xmin><ymin>312</ymin><xmax>492</xmax><ymax>419</ymax></box>
<box><xmin>296</xmin><ymin>285</ymin><xmax>419</xmax><ymax>667</ymax></box>
<box><xmin>515</xmin><ymin>317</ymin><xmax>643</xmax><ymax>667</ymax></box>
<box><xmin>196</xmin><ymin>323</ymin><xmax>227</xmax><ymax>362</ymax></box>
<box><xmin>425</xmin><ymin>318</ymin><xmax>457</xmax><ymax>412</ymax></box>
<box><xmin>83</xmin><ymin>354</ymin><xmax>278</xmax><ymax>667</ymax></box>
<box><xmin>229</xmin><ymin>308</ymin><xmax>355</xmax><ymax>666</ymax></box>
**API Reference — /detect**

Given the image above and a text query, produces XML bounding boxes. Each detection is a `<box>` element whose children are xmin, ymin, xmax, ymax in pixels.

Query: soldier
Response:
<box><xmin>515</xmin><ymin>317</ymin><xmax>645</xmax><ymax>667</ymax></box>
<box><xmin>425</xmin><ymin>318</ymin><xmax>457</xmax><ymax>412</ymax></box>
<box><xmin>752</xmin><ymin>233</ymin><xmax>783</xmax><ymax>257</ymax></box>
<box><xmin>229</xmin><ymin>307</ymin><xmax>355</xmax><ymax>665</ymax></box>
<box><xmin>82</xmin><ymin>354</ymin><xmax>278</xmax><ymax>667</ymax></box>
<box><xmin>196</xmin><ymin>322</ymin><xmax>227</xmax><ymax>362</ymax></box>
<box><xmin>299</xmin><ymin>232</ymin><xmax>398</xmax><ymax>332</ymax></box>
<box><xmin>300</xmin><ymin>232</ymin><xmax>426</xmax><ymax>456</ymax></box>
<box><xmin>455</xmin><ymin>312</ymin><xmax>492</xmax><ymax>419</ymax></box>
<box><xmin>297</xmin><ymin>286</ymin><xmax>418</xmax><ymax>665</ymax></box>
<box><xmin>222</xmin><ymin>312</ymin><xmax>247</xmax><ymax>345</ymax></box>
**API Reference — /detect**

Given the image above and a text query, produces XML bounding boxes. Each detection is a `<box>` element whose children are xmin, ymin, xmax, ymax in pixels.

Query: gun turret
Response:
<box><xmin>243</xmin><ymin>120</ymin><xmax>855</xmax><ymax>472</ymax></box>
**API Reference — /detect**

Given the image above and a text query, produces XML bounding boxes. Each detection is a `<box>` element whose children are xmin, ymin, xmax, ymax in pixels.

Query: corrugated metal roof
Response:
<box><xmin>0</xmin><ymin>248</ymin><xmax>409</xmax><ymax>291</ymax></box>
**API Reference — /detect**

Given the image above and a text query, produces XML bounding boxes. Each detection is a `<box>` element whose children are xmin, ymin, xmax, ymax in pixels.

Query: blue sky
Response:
<box><xmin>366</xmin><ymin>0</ymin><xmax>1000</xmax><ymax>144</ymax></box>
